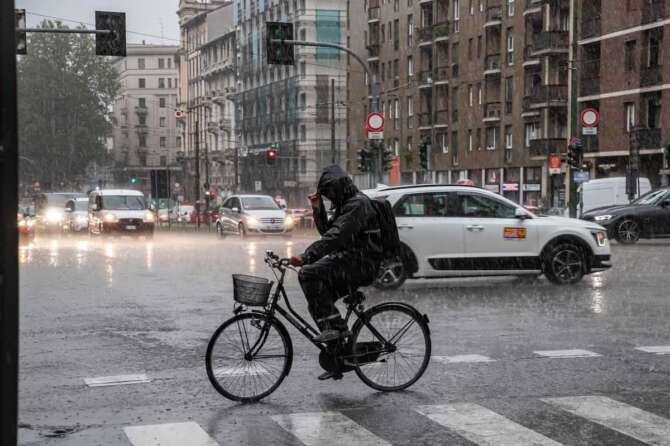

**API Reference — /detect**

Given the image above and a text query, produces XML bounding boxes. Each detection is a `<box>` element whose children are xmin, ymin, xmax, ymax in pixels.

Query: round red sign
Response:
<box><xmin>366</xmin><ymin>112</ymin><xmax>384</xmax><ymax>131</ymax></box>
<box><xmin>580</xmin><ymin>108</ymin><xmax>599</xmax><ymax>127</ymax></box>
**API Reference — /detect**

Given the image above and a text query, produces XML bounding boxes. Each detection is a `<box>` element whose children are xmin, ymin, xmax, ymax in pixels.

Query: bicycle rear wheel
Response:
<box><xmin>206</xmin><ymin>312</ymin><xmax>292</xmax><ymax>402</ymax></box>
<box><xmin>351</xmin><ymin>304</ymin><xmax>431</xmax><ymax>391</ymax></box>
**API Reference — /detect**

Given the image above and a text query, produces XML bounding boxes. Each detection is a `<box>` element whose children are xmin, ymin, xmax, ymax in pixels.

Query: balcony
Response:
<box><xmin>523</xmin><ymin>46</ymin><xmax>540</xmax><ymax>67</ymax></box>
<box><xmin>434</xmin><ymin>109</ymin><xmax>449</xmax><ymax>127</ymax></box>
<box><xmin>417</xmin><ymin>26</ymin><xmax>434</xmax><ymax>46</ymax></box>
<box><xmin>631</xmin><ymin>128</ymin><xmax>662</xmax><ymax>149</ymax></box>
<box><xmin>484</xmin><ymin>6</ymin><xmax>503</xmax><ymax>27</ymax></box>
<box><xmin>483</xmin><ymin>102</ymin><xmax>502</xmax><ymax>122</ymax></box>
<box><xmin>523</xmin><ymin>85</ymin><xmax>567</xmax><ymax>110</ymax></box>
<box><xmin>367</xmin><ymin>43</ymin><xmax>380</xmax><ymax>60</ymax></box>
<box><xmin>641</xmin><ymin>65</ymin><xmax>663</xmax><ymax>88</ymax></box>
<box><xmin>433</xmin><ymin>22</ymin><xmax>450</xmax><ymax>42</ymax></box>
<box><xmin>524</xmin><ymin>0</ymin><xmax>545</xmax><ymax>14</ymax></box>
<box><xmin>368</xmin><ymin>6</ymin><xmax>380</xmax><ymax>22</ymax></box>
<box><xmin>531</xmin><ymin>31</ymin><xmax>569</xmax><ymax>54</ymax></box>
<box><xmin>642</xmin><ymin>0</ymin><xmax>665</xmax><ymax>24</ymax></box>
<box><xmin>418</xmin><ymin>112</ymin><xmax>433</xmax><ymax>129</ymax></box>
<box><xmin>484</xmin><ymin>54</ymin><xmax>502</xmax><ymax>76</ymax></box>
<box><xmin>135</xmin><ymin>106</ymin><xmax>148</xmax><ymax>116</ymax></box>
<box><xmin>529</xmin><ymin>137</ymin><xmax>566</xmax><ymax>157</ymax></box>
<box><xmin>419</xmin><ymin>69</ymin><xmax>434</xmax><ymax>88</ymax></box>
<box><xmin>434</xmin><ymin>66</ymin><xmax>450</xmax><ymax>84</ymax></box>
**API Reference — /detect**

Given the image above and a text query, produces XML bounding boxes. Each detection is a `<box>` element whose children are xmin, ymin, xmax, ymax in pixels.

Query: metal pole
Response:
<box><xmin>1</xmin><ymin>2</ymin><xmax>19</xmax><ymax>444</ymax></box>
<box><xmin>234</xmin><ymin>147</ymin><xmax>239</xmax><ymax>193</ymax></box>
<box><xmin>331</xmin><ymin>78</ymin><xmax>336</xmax><ymax>164</ymax></box>
<box><xmin>567</xmin><ymin>0</ymin><xmax>579</xmax><ymax>217</ymax></box>
<box><xmin>194</xmin><ymin>117</ymin><xmax>200</xmax><ymax>229</ymax></box>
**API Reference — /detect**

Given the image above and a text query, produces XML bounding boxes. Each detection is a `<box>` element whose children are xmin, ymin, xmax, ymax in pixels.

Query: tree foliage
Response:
<box><xmin>18</xmin><ymin>21</ymin><xmax>120</xmax><ymax>190</ymax></box>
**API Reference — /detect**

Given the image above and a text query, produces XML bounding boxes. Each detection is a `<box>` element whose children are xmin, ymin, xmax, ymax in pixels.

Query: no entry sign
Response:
<box><xmin>580</xmin><ymin>108</ymin><xmax>599</xmax><ymax>127</ymax></box>
<box><xmin>366</xmin><ymin>112</ymin><xmax>384</xmax><ymax>140</ymax></box>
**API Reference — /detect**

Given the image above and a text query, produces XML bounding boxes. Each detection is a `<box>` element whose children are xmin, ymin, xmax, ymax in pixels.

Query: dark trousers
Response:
<box><xmin>299</xmin><ymin>255</ymin><xmax>377</xmax><ymax>332</ymax></box>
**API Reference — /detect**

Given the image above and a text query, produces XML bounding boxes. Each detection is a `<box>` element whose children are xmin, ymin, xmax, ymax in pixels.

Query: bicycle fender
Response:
<box><xmin>249</xmin><ymin>310</ymin><xmax>294</xmax><ymax>377</ymax></box>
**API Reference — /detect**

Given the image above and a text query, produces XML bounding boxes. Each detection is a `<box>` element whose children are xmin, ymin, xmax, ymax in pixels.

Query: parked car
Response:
<box><xmin>367</xmin><ymin>184</ymin><xmax>611</xmax><ymax>288</ymax></box>
<box><xmin>578</xmin><ymin>177</ymin><xmax>652</xmax><ymax>216</ymax></box>
<box><xmin>88</xmin><ymin>189</ymin><xmax>155</xmax><ymax>238</ymax></box>
<box><xmin>215</xmin><ymin>194</ymin><xmax>294</xmax><ymax>237</ymax></box>
<box><xmin>581</xmin><ymin>187</ymin><xmax>670</xmax><ymax>244</ymax></box>
<box><xmin>64</xmin><ymin>197</ymin><xmax>89</xmax><ymax>233</ymax></box>
<box><xmin>171</xmin><ymin>204</ymin><xmax>195</xmax><ymax>223</ymax></box>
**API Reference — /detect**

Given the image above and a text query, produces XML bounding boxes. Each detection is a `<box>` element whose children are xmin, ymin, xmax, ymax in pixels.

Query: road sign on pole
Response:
<box><xmin>175</xmin><ymin>110</ymin><xmax>184</xmax><ymax>119</ymax></box>
<box><xmin>580</xmin><ymin>108</ymin><xmax>599</xmax><ymax>127</ymax></box>
<box><xmin>366</xmin><ymin>112</ymin><xmax>384</xmax><ymax>140</ymax></box>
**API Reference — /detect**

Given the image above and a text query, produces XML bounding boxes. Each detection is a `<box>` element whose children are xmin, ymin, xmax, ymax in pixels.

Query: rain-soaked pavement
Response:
<box><xmin>17</xmin><ymin>232</ymin><xmax>670</xmax><ymax>445</ymax></box>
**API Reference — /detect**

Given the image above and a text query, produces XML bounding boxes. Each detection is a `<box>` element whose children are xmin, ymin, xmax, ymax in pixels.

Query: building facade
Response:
<box><xmin>579</xmin><ymin>0</ymin><xmax>670</xmax><ymax>188</ymax></box>
<box><xmin>234</xmin><ymin>0</ymin><xmax>349</xmax><ymax>206</ymax></box>
<box><xmin>111</xmin><ymin>44</ymin><xmax>180</xmax><ymax>199</ymax></box>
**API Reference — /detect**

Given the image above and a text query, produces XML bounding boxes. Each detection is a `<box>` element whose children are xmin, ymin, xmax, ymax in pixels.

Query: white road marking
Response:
<box><xmin>213</xmin><ymin>366</ymin><xmax>270</xmax><ymax>377</ymax></box>
<box><xmin>432</xmin><ymin>354</ymin><xmax>496</xmax><ymax>364</ymax></box>
<box><xmin>533</xmin><ymin>349</ymin><xmax>601</xmax><ymax>358</ymax></box>
<box><xmin>124</xmin><ymin>422</ymin><xmax>219</xmax><ymax>446</ymax></box>
<box><xmin>84</xmin><ymin>373</ymin><xmax>151</xmax><ymax>387</ymax></box>
<box><xmin>544</xmin><ymin>396</ymin><xmax>670</xmax><ymax>446</ymax></box>
<box><xmin>271</xmin><ymin>411</ymin><xmax>390</xmax><ymax>446</ymax></box>
<box><xmin>415</xmin><ymin>403</ymin><xmax>563</xmax><ymax>445</ymax></box>
<box><xmin>635</xmin><ymin>346</ymin><xmax>670</xmax><ymax>355</ymax></box>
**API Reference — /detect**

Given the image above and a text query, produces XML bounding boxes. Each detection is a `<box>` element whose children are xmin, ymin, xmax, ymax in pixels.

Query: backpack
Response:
<box><xmin>369</xmin><ymin>197</ymin><xmax>401</xmax><ymax>259</ymax></box>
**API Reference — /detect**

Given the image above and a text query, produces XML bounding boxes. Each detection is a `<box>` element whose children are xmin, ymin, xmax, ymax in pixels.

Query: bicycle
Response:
<box><xmin>205</xmin><ymin>250</ymin><xmax>432</xmax><ymax>402</ymax></box>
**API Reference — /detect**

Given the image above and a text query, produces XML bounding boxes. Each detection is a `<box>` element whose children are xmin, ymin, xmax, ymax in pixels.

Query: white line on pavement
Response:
<box><xmin>213</xmin><ymin>366</ymin><xmax>270</xmax><ymax>377</ymax></box>
<box><xmin>432</xmin><ymin>354</ymin><xmax>496</xmax><ymax>364</ymax></box>
<box><xmin>84</xmin><ymin>373</ymin><xmax>151</xmax><ymax>387</ymax></box>
<box><xmin>124</xmin><ymin>422</ymin><xmax>219</xmax><ymax>446</ymax></box>
<box><xmin>533</xmin><ymin>349</ymin><xmax>601</xmax><ymax>358</ymax></box>
<box><xmin>271</xmin><ymin>411</ymin><xmax>390</xmax><ymax>446</ymax></box>
<box><xmin>415</xmin><ymin>403</ymin><xmax>563</xmax><ymax>445</ymax></box>
<box><xmin>543</xmin><ymin>396</ymin><xmax>670</xmax><ymax>446</ymax></box>
<box><xmin>635</xmin><ymin>346</ymin><xmax>670</xmax><ymax>355</ymax></box>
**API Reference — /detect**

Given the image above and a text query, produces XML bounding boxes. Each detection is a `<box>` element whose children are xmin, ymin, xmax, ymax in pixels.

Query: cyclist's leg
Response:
<box><xmin>299</xmin><ymin>256</ymin><xmax>348</xmax><ymax>336</ymax></box>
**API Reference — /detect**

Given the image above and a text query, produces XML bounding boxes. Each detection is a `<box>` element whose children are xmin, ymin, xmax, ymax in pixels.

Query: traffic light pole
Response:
<box><xmin>567</xmin><ymin>0</ymin><xmax>579</xmax><ymax>218</ymax></box>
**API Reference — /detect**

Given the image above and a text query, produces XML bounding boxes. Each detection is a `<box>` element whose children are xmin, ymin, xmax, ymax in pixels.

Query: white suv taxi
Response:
<box><xmin>368</xmin><ymin>185</ymin><xmax>611</xmax><ymax>288</ymax></box>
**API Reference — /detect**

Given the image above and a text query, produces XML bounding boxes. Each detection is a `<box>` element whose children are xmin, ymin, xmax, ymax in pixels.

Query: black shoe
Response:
<box><xmin>318</xmin><ymin>370</ymin><xmax>343</xmax><ymax>381</ymax></box>
<box><xmin>314</xmin><ymin>329</ymin><xmax>352</xmax><ymax>343</ymax></box>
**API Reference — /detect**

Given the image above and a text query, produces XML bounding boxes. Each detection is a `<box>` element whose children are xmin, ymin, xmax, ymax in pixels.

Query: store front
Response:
<box><xmin>484</xmin><ymin>168</ymin><xmax>500</xmax><ymax>194</ymax></box>
<box><xmin>523</xmin><ymin>166</ymin><xmax>543</xmax><ymax>209</ymax></box>
<box><xmin>503</xmin><ymin>167</ymin><xmax>520</xmax><ymax>203</ymax></box>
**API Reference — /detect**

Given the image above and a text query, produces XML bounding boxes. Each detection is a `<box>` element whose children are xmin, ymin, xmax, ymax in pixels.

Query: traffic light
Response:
<box><xmin>419</xmin><ymin>142</ymin><xmax>429</xmax><ymax>171</ymax></box>
<box><xmin>95</xmin><ymin>11</ymin><xmax>126</xmax><ymax>57</ymax></box>
<box><xmin>567</xmin><ymin>140</ymin><xmax>583</xmax><ymax>169</ymax></box>
<box><xmin>130</xmin><ymin>175</ymin><xmax>137</xmax><ymax>185</ymax></box>
<box><xmin>15</xmin><ymin>9</ymin><xmax>26</xmax><ymax>55</ymax></box>
<box><xmin>266</xmin><ymin>22</ymin><xmax>294</xmax><ymax>65</ymax></box>
<box><xmin>266</xmin><ymin>148</ymin><xmax>277</xmax><ymax>165</ymax></box>
<box><xmin>357</xmin><ymin>149</ymin><xmax>371</xmax><ymax>173</ymax></box>
<box><xmin>382</xmin><ymin>147</ymin><xmax>394</xmax><ymax>172</ymax></box>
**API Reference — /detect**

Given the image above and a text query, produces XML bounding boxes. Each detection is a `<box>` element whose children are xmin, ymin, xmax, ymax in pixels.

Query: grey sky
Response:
<box><xmin>17</xmin><ymin>0</ymin><xmax>181</xmax><ymax>45</ymax></box>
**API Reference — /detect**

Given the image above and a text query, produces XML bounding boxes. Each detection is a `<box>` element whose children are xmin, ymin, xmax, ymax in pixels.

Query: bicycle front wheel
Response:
<box><xmin>206</xmin><ymin>312</ymin><xmax>292</xmax><ymax>402</ymax></box>
<box><xmin>352</xmin><ymin>304</ymin><xmax>431</xmax><ymax>392</ymax></box>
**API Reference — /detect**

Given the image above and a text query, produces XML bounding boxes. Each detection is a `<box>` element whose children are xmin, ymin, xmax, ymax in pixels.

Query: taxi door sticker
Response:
<box><xmin>504</xmin><ymin>227</ymin><xmax>527</xmax><ymax>239</ymax></box>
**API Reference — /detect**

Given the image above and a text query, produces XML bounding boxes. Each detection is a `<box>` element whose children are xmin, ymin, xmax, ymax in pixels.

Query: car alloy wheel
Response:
<box><xmin>549</xmin><ymin>246</ymin><xmax>584</xmax><ymax>284</ymax></box>
<box><xmin>374</xmin><ymin>257</ymin><xmax>407</xmax><ymax>290</ymax></box>
<box><xmin>616</xmin><ymin>219</ymin><xmax>640</xmax><ymax>244</ymax></box>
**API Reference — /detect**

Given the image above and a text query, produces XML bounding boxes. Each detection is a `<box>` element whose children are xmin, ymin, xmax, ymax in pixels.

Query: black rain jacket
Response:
<box><xmin>301</xmin><ymin>165</ymin><xmax>383</xmax><ymax>265</ymax></box>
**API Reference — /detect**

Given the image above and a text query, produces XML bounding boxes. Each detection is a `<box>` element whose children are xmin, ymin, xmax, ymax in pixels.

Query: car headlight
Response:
<box><xmin>103</xmin><ymin>212</ymin><xmax>117</xmax><ymax>223</ymax></box>
<box><xmin>18</xmin><ymin>219</ymin><xmax>27</xmax><ymax>227</ymax></box>
<box><xmin>284</xmin><ymin>215</ymin><xmax>294</xmax><ymax>227</ymax></box>
<box><xmin>46</xmin><ymin>208</ymin><xmax>63</xmax><ymax>223</ymax></box>
<box><xmin>594</xmin><ymin>215</ymin><xmax>612</xmax><ymax>222</ymax></box>
<box><xmin>246</xmin><ymin>216</ymin><xmax>259</xmax><ymax>227</ymax></box>
<box><xmin>592</xmin><ymin>231</ymin><xmax>608</xmax><ymax>247</ymax></box>
<box><xmin>144</xmin><ymin>211</ymin><xmax>155</xmax><ymax>223</ymax></box>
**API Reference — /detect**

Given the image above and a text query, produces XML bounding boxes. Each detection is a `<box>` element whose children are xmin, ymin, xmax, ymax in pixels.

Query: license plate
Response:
<box><xmin>126</xmin><ymin>225</ymin><xmax>136</xmax><ymax>230</ymax></box>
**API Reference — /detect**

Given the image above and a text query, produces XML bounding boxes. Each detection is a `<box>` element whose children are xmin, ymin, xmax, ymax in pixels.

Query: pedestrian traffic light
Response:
<box><xmin>95</xmin><ymin>11</ymin><xmax>126</xmax><ymax>57</ymax></box>
<box><xmin>266</xmin><ymin>22</ymin><xmax>294</xmax><ymax>65</ymax></box>
<box><xmin>266</xmin><ymin>148</ymin><xmax>277</xmax><ymax>165</ymax></box>
<box><xmin>382</xmin><ymin>148</ymin><xmax>394</xmax><ymax>172</ymax></box>
<box><xmin>15</xmin><ymin>9</ymin><xmax>27</xmax><ymax>55</ymax></box>
<box><xmin>130</xmin><ymin>175</ymin><xmax>137</xmax><ymax>185</ymax></box>
<box><xmin>419</xmin><ymin>143</ymin><xmax>429</xmax><ymax>171</ymax></box>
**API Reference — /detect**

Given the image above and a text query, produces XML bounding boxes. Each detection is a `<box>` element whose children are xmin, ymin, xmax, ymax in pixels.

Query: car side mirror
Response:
<box><xmin>232</xmin><ymin>207</ymin><xmax>239</xmax><ymax>213</ymax></box>
<box><xmin>91</xmin><ymin>203</ymin><xmax>99</xmax><ymax>211</ymax></box>
<box><xmin>515</xmin><ymin>208</ymin><xmax>530</xmax><ymax>219</ymax></box>
<box><xmin>662</xmin><ymin>199</ymin><xmax>670</xmax><ymax>208</ymax></box>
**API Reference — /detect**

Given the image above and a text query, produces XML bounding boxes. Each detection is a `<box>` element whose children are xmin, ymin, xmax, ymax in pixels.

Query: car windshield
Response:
<box><xmin>241</xmin><ymin>196</ymin><xmax>279</xmax><ymax>210</ymax></box>
<box><xmin>102</xmin><ymin>195</ymin><xmax>146</xmax><ymax>210</ymax></box>
<box><xmin>633</xmin><ymin>189</ymin><xmax>669</xmax><ymax>205</ymax></box>
<box><xmin>74</xmin><ymin>200</ymin><xmax>88</xmax><ymax>211</ymax></box>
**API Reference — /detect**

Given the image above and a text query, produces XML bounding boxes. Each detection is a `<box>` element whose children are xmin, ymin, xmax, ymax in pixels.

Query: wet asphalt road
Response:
<box><xmin>17</xmin><ymin>232</ymin><xmax>670</xmax><ymax>445</ymax></box>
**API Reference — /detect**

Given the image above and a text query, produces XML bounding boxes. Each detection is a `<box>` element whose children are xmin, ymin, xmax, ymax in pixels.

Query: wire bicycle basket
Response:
<box><xmin>232</xmin><ymin>274</ymin><xmax>273</xmax><ymax>306</ymax></box>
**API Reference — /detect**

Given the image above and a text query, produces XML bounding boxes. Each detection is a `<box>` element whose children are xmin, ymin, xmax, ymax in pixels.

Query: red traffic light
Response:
<box><xmin>266</xmin><ymin>148</ymin><xmax>277</xmax><ymax>164</ymax></box>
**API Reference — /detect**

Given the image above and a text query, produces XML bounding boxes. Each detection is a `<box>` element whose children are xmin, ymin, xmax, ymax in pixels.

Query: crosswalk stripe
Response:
<box><xmin>635</xmin><ymin>346</ymin><xmax>670</xmax><ymax>355</ymax></box>
<box><xmin>270</xmin><ymin>411</ymin><xmax>390</xmax><ymax>446</ymax></box>
<box><xmin>543</xmin><ymin>396</ymin><xmax>670</xmax><ymax>446</ymax></box>
<box><xmin>84</xmin><ymin>373</ymin><xmax>151</xmax><ymax>387</ymax></box>
<box><xmin>124</xmin><ymin>422</ymin><xmax>219</xmax><ymax>446</ymax></box>
<box><xmin>432</xmin><ymin>354</ymin><xmax>496</xmax><ymax>364</ymax></box>
<box><xmin>415</xmin><ymin>403</ymin><xmax>563</xmax><ymax>445</ymax></box>
<box><xmin>533</xmin><ymin>349</ymin><xmax>601</xmax><ymax>358</ymax></box>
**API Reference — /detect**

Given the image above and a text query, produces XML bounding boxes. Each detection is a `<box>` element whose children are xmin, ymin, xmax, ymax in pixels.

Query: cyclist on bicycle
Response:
<box><xmin>290</xmin><ymin>165</ymin><xmax>383</xmax><ymax>345</ymax></box>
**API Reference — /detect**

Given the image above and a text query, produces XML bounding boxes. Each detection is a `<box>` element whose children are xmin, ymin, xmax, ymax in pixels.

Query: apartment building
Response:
<box><xmin>579</xmin><ymin>0</ymin><xmax>670</xmax><ymax>187</ymax></box>
<box><xmin>234</xmin><ymin>0</ymin><xmax>348</xmax><ymax>206</ymax></box>
<box><xmin>176</xmin><ymin>0</ymin><xmax>236</xmax><ymax>205</ymax></box>
<box><xmin>111</xmin><ymin>43</ymin><xmax>180</xmax><ymax>198</ymax></box>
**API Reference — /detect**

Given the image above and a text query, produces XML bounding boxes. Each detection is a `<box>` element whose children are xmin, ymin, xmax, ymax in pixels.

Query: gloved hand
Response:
<box><xmin>289</xmin><ymin>256</ymin><xmax>304</xmax><ymax>267</ymax></box>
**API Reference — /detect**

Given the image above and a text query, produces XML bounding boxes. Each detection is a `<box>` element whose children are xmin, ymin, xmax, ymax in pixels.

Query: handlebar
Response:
<box><xmin>265</xmin><ymin>250</ymin><xmax>290</xmax><ymax>268</ymax></box>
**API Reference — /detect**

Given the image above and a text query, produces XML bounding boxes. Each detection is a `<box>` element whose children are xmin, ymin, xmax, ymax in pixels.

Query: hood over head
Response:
<box><xmin>317</xmin><ymin>165</ymin><xmax>359</xmax><ymax>208</ymax></box>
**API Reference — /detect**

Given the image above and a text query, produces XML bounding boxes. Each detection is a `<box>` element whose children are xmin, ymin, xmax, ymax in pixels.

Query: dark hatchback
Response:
<box><xmin>581</xmin><ymin>188</ymin><xmax>670</xmax><ymax>244</ymax></box>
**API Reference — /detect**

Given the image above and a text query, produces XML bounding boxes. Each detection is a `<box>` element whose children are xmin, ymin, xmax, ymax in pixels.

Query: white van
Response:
<box><xmin>578</xmin><ymin>177</ymin><xmax>652</xmax><ymax>215</ymax></box>
<box><xmin>89</xmin><ymin>189</ymin><xmax>155</xmax><ymax>238</ymax></box>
